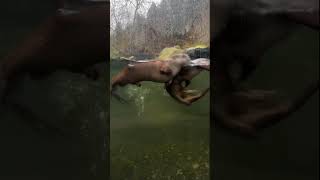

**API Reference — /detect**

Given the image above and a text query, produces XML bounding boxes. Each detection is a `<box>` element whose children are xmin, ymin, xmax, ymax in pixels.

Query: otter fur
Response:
<box><xmin>111</xmin><ymin>54</ymin><xmax>191</xmax><ymax>102</ymax></box>
<box><xmin>165</xmin><ymin>58</ymin><xmax>210</xmax><ymax>105</ymax></box>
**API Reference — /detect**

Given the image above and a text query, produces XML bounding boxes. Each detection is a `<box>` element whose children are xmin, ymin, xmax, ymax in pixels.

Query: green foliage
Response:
<box><xmin>158</xmin><ymin>46</ymin><xmax>185</xmax><ymax>60</ymax></box>
<box><xmin>183</xmin><ymin>42</ymin><xmax>209</xmax><ymax>49</ymax></box>
<box><xmin>157</xmin><ymin>44</ymin><xmax>209</xmax><ymax>60</ymax></box>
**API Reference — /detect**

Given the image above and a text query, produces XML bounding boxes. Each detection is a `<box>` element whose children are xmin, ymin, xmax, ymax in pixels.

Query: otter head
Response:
<box><xmin>170</xmin><ymin>53</ymin><xmax>191</xmax><ymax>66</ymax></box>
<box><xmin>162</xmin><ymin>54</ymin><xmax>191</xmax><ymax>78</ymax></box>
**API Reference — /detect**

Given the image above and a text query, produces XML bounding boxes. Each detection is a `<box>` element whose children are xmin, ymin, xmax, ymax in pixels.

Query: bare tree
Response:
<box><xmin>111</xmin><ymin>0</ymin><xmax>210</xmax><ymax>57</ymax></box>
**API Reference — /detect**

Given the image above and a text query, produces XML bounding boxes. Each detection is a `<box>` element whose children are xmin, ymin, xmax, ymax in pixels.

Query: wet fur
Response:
<box><xmin>165</xmin><ymin>65</ymin><xmax>210</xmax><ymax>105</ymax></box>
<box><xmin>0</xmin><ymin>4</ymin><xmax>108</xmax><ymax>103</ymax></box>
<box><xmin>111</xmin><ymin>54</ymin><xmax>191</xmax><ymax>101</ymax></box>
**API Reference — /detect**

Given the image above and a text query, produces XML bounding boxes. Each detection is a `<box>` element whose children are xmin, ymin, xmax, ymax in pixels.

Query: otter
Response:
<box><xmin>165</xmin><ymin>58</ymin><xmax>210</xmax><ymax>105</ymax></box>
<box><xmin>0</xmin><ymin>3</ymin><xmax>108</xmax><ymax>103</ymax></box>
<box><xmin>211</xmin><ymin>1</ymin><xmax>319</xmax><ymax>134</ymax></box>
<box><xmin>111</xmin><ymin>54</ymin><xmax>191</xmax><ymax>102</ymax></box>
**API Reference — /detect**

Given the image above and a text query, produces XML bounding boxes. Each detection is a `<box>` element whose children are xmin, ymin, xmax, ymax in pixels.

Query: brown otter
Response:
<box><xmin>165</xmin><ymin>58</ymin><xmax>210</xmax><ymax>105</ymax></box>
<box><xmin>111</xmin><ymin>54</ymin><xmax>191</xmax><ymax>102</ymax></box>
<box><xmin>0</xmin><ymin>3</ymin><xmax>108</xmax><ymax>103</ymax></box>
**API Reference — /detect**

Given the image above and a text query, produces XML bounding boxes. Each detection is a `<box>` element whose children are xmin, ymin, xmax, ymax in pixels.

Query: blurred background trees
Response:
<box><xmin>110</xmin><ymin>0</ymin><xmax>209</xmax><ymax>58</ymax></box>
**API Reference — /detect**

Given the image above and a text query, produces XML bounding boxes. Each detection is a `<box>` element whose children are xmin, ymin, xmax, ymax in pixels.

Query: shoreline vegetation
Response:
<box><xmin>111</xmin><ymin>45</ymin><xmax>210</xmax><ymax>61</ymax></box>
<box><xmin>111</xmin><ymin>0</ymin><xmax>209</xmax><ymax>59</ymax></box>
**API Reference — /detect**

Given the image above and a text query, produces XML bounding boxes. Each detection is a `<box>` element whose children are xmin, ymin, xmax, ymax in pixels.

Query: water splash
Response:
<box><xmin>126</xmin><ymin>86</ymin><xmax>151</xmax><ymax>118</ymax></box>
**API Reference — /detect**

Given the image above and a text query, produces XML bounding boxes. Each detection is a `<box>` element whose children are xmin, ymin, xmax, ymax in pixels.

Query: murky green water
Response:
<box><xmin>110</xmin><ymin>61</ymin><xmax>210</xmax><ymax>180</ymax></box>
<box><xmin>212</xmin><ymin>27</ymin><xmax>319</xmax><ymax>180</ymax></box>
<box><xmin>1</xmin><ymin>2</ymin><xmax>318</xmax><ymax>179</ymax></box>
<box><xmin>0</xmin><ymin>3</ymin><xmax>108</xmax><ymax>179</ymax></box>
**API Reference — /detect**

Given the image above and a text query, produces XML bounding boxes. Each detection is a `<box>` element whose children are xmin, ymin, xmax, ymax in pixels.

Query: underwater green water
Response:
<box><xmin>212</xmin><ymin>27</ymin><xmax>319</xmax><ymax>180</ymax></box>
<box><xmin>110</xmin><ymin>62</ymin><xmax>210</xmax><ymax>180</ymax></box>
<box><xmin>0</xmin><ymin>3</ymin><xmax>108</xmax><ymax>179</ymax></box>
<box><xmin>1</xmin><ymin>2</ymin><xmax>318</xmax><ymax>179</ymax></box>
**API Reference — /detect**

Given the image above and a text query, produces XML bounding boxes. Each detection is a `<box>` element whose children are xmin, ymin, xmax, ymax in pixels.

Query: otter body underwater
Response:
<box><xmin>111</xmin><ymin>54</ymin><xmax>191</xmax><ymax>102</ymax></box>
<box><xmin>165</xmin><ymin>58</ymin><xmax>210</xmax><ymax>106</ymax></box>
<box><xmin>111</xmin><ymin>54</ymin><xmax>211</xmax><ymax>104</ymax></box>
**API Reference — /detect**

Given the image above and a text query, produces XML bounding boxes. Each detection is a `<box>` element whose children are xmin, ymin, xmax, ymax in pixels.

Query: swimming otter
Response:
<box><xmin>111</xmin><ymin>54</ymin><xmax>191</xmax><ymax>102</ymax></box>
<box><xmin>165</xmin><ymin>58</ymin><xmax>210</xmax><ymax>105</ymax></box>
<box><xmin>0</xmin><ymin>3</ymin><xmax>108</xmax><ymax>103</ymax></box>
<box><xmin>211</xmin><ymin>1</ymin><xmax>319</xmax><ymax>135</ymax></box>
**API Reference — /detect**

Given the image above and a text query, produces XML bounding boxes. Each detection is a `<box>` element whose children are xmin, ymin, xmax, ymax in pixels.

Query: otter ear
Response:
<box><xmin>160</xmin><ymin>65</ymin><xmax>172</xmax><ymax>75</ymax></box>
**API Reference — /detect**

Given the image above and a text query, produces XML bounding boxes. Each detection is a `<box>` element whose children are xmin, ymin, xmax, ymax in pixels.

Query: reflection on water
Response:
<box><xmin>110</xmin><ymin>61</ymin><xmax>210</xmax><ymax>180</ymax></box>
